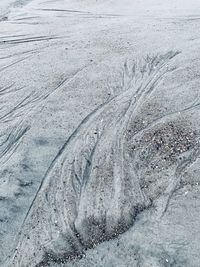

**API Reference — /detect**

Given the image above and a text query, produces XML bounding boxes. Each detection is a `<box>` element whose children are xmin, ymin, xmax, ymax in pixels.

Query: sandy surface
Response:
<box><xmin>0</xmin><ymin>0</ymin><xmax>200</xmax><ymax>266</ymax></box>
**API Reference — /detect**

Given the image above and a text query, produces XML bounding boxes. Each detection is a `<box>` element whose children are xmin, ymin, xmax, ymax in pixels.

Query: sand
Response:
<box><xmin>0</xmin><ymin>0</ymin><xmax>200</xmax><ymax>266</ymax></box>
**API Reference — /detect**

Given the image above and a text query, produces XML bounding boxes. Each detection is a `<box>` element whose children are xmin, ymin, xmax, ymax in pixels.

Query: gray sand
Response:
<box><xmin>0</xmin><ymin>0</ymin><xmax>200</xmax><ymax>266</ymax></box>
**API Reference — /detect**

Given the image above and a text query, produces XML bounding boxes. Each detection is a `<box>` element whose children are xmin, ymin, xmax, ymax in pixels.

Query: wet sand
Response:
<box><xmin>0</xmin><ymin>0</ymin><xmax>200</xmax><ymax>266</ymax></box>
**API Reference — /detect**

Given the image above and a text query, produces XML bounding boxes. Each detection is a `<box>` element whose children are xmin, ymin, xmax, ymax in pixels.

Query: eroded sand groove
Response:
<box><xmin>5</xmin><ymin>51</ymin><xmax>200</xmax><ymax>267</ymax></box>
<box><xmin>0</xmin><ymin>62</ymin><xmax>85</xmax><ymax>166</ymax></box>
